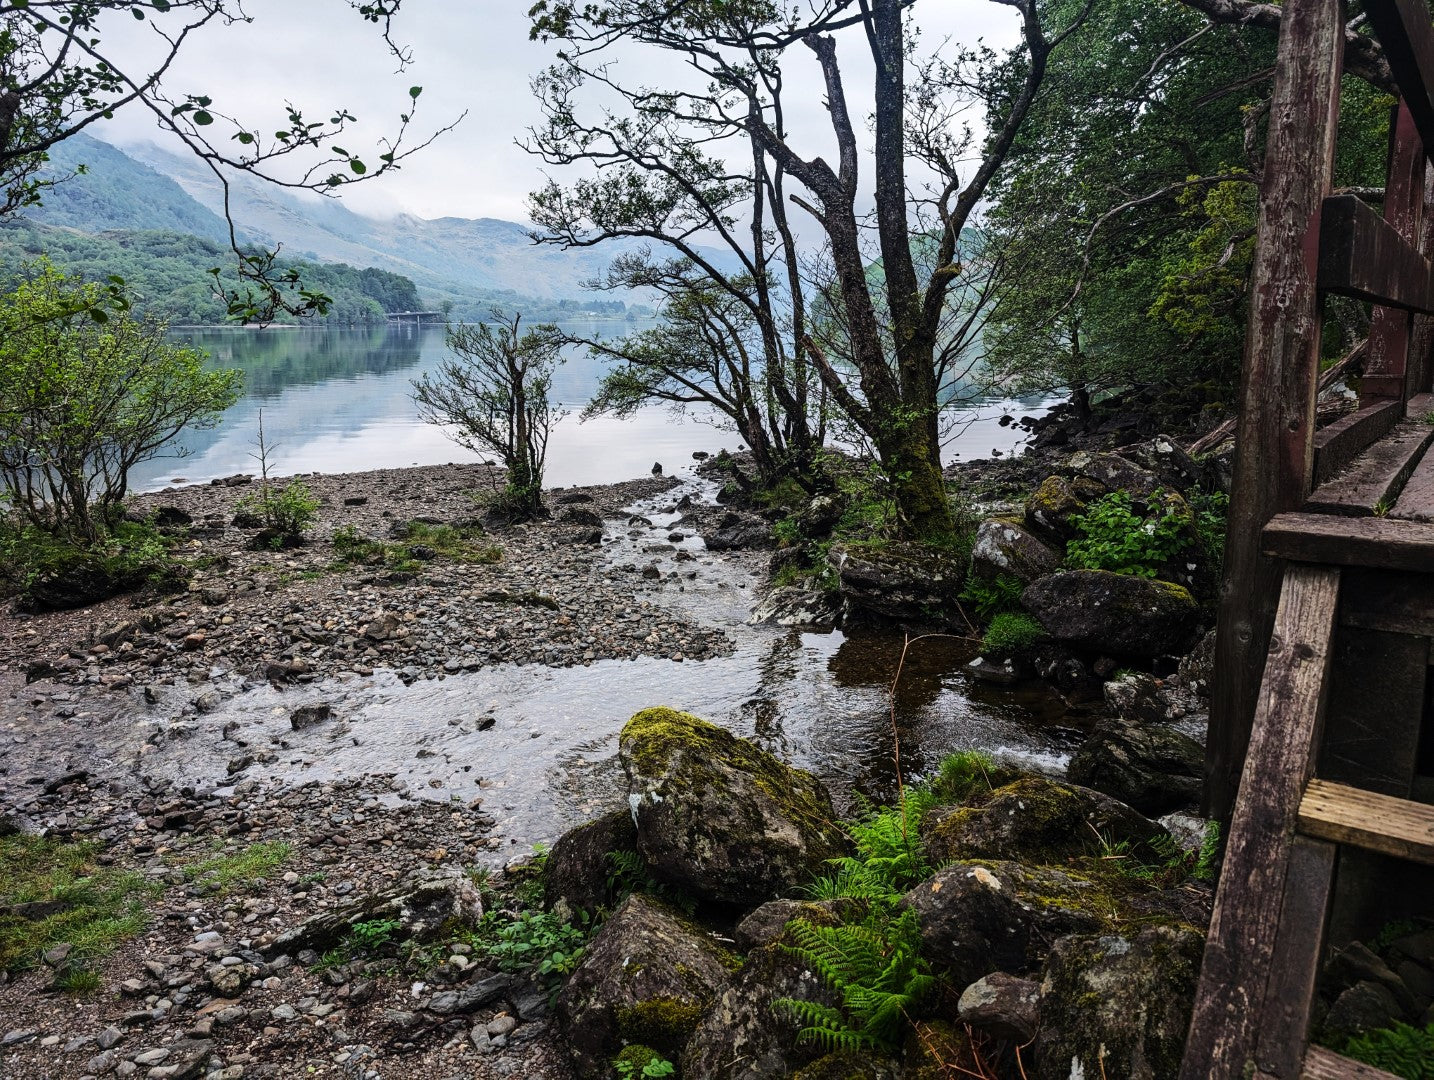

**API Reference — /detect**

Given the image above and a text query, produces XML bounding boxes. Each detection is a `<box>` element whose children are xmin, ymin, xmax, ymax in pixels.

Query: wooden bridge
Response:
<box><xmin>1184</xmin><ymin>1</ymin><xmax>1434</xmax><ymax>1076</ymax></box>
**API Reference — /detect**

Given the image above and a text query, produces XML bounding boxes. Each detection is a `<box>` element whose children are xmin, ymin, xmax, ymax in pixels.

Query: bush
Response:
<box><xmin>0</xmin><ymin>261</ymin><xmax>240</xmax><ymax>543</ymax></box>
<box><xmin>235</xmin><ymin>477</ymin><xmax>318</xmax><ymax>543</ymax></box>
<box><xmin>981</xmin><ymin>612</ymin><xmax>1047</xmax><ymax>655</ymax></box>
<box><xmin>1065</xmin><ymin>489</ymin><xmax>1192</xmax><ymax>578</ymax></box>
<box><xmin>0</xmin><ymin>517</ymin><xmax>183</xmax><ymax>611</ymax></box>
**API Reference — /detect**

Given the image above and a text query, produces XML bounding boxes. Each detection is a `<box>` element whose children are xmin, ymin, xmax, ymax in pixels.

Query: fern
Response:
<box><xmin>604</xmin><ymin>849</ymin><xmax>697</xmax><ymax>914</ymax></box>
<box><xmin>776</xmin><ymin>909</ymin><xmax>936</xmax><ymax>1050</ymax></box>
<box><xmin>1339</xmin><ymin>1021</ymin><xmax>1434</xmax><ymax>1079</ymax></box>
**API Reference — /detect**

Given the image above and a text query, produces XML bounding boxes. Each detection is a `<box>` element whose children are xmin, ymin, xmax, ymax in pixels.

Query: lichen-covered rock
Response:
<box><xmin>704</xmin><ymin>512</ymin><xmax>774</xmax><ymax>551</ymax></box>
<box><xmin>1022</xmin><ymin>571</ymin><xmax>1199</xmax><ymax>657</ymax></box>
<box><xmin>958</xmin><ymin>972</ymin><xmax>1041</xmax><ymax>1043</ymax></box>
<box><xmin>1122</xmin><ymin>435</ymin><xmax>1205</xmax><ymax>494</ymax></box>
<box><xmin>1067</xmin><ymin>451</ymin><xmax>1164</xmax><ymax>500</ymax></box>
<box><xmin>1104</xmin><ymin>672</ymin><xmax>1173</xmax><ymax>725</ymax></box>
<box><xmin>543</xmin><ymin>810</ymin><xmax>638</xmax><ymax>920</ymax></box>
<box><xmin>556</xmin><ymin>893</ymin><xmax>734</xmax><ymax>1078</ymax></box>
<box><xmin>1067</xmin><ymin>719</ymin><xmax>1204</xmax><ymax>815</ymax></box>
<box><xmin>826</xmin><ymin>541</ymin><xmax>967</xmax><ymax>626</ymax></box>
<box><xmin>903</xmin><ymin>862</ymin><xmax>1111</xmax><ymax>986</ymax></box>
<box><xmin>683</xmin><ymin>942</ymin><xmax>840</xmax><ymax>1080</ymax></box>
<box><xmin>922</xmin><ymin>777</ymin><xmax>1167</xmax><ymax>866</ymax></box>
<box><xmin>970</xmin><ymin>518</ymin><xmax>1062</xmax><ymax>585</ymax></box>
<box><xmin>732</xmin><ymin>898</ymin><xmax>855</xmax><ymax>952</ymax></box>
<box><xmin>263</xmin><ymin>873</ymin><xmax>482</xmax><ymax>956</ymax></box>
<box><xmin>790</xmin><ymin>1048</ymin><xmax>905</xmax><ymax>1080</ymax></box>
<box><xmin>1178</xmin><ymin>629</ymin><xmax>1217</xmax><ymax>698</ymax></box>
<box><xmin>751</xmin><ymin>585</ymin><xmax>841</xmax><ymax>630</ymax></box>
<box><xmin>1024</xmin><ymin>475</ymin><xmax>1105</xmax><ymax>543</ymax></box>
<box><xmin>1034</xmin><ymin>926</ymin><xmax>1204</xmax><ymax>1080</ymax></box>
<box><xmin>620</xmin><ymin>708</ymin><xmax>849</xmax><ymax>906</ymax></box>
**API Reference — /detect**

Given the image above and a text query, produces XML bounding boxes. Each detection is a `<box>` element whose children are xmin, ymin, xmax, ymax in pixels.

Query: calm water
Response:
<box><xmin>130</xmin><ymin>324</ymin><xmax>1050</xmax><ymax>491</ymax></box>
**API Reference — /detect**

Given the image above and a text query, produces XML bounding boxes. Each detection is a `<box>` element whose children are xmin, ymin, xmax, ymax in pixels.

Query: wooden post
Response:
<box><xmin>1363</xmin><ymin>100</ymin><xmax>1426</xmax><ymax>402</ymax></box>
<box><xmin>1409</xmin><ymin>171</ymin><xmax>1434</xmax><ymax>395</ymax></box>
<box><xmin>1205</xmin><ymin>0</ymin><xmax>1345</xmax><ymax>822</ymax></box>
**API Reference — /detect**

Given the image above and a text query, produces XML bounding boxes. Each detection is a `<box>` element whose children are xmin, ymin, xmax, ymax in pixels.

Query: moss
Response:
<box><xmin>616</xmin><ymin>996</ymin><xmax>705</xmax><ymax>1057</ymax></box>
<box><xmin>791</xmin><ymin>1048</ymin><xmax>901</xmax><ymax>1080</ymax></box>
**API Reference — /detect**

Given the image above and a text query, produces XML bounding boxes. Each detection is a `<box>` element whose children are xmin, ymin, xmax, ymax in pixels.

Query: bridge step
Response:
<box><xmin>1298</xmin><ymin>779</ymin><xmax>1434</xmax><ymax>865</ymax></box>
<box><xmin>1305</xmin><ymin>418</ymin><xmax>1434</xmax><ymax>516</ymax></box>
<box><xmin>1302</xmin><ymin>1045</ymin><xmax>1404</xmax><ymax>1079</ymax></box>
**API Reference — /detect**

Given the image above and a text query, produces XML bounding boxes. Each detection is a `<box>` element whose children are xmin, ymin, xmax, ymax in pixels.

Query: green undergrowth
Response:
<box><xmin>330</xmin><ymin>520</ymin><xmax>502</xmax><ymax>574</ymax></box>
<box><xmin>312</xmin><ymin>916</ymin><xmax>404</xmax><ymax>971</ymax></box>
<box><xmin>177</xmin><ymin>840</ymin><xmax>292</xmax><ymax>895</ymax></box>
<box><xmin>1330</xmin><ymin>1021</ymin><xmax>1434</xmax><ymax>1078</ymax></box>
<box><xmin>981</xmin><ymin>612</ymin><xmax>1047</xmax><ymax>654</ymax></box>
<box><xmin>0</xmin><ymin>517</ymin><xmax>186</xmax><ymax>607</ymax></box>
<box><xmin>0</xmin><ymin>835</ymin><xmax>161</xmax><ymax>974</ymax></box>
<box><xmin>959</xmin><ymin>572</ymin><xmax>1024</xmax><ymax>620</ymax></box>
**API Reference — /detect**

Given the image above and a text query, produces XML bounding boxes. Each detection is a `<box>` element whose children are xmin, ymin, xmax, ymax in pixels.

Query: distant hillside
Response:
<box><xmin>29</xmin><ymin>133</ymin><xmax>235</xmax><ymax>243</ymax></box>
<box><xmin>0</xmin><ymin>220</ymin><xmax>422</xmax><ymax>325</ymax></box>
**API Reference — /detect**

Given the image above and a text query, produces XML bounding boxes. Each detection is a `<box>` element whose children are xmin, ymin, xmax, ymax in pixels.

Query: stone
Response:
<box><xmin>1067</xmin><ymin>451</ymin><xmax>1164</xmax><ymax>500</ymax></box>
<box><xmin>703</xmin><ymin>513</ymin><xmax>773</xmax><ymax>551</ymax></box>
<box><xmin>1103</xmin><ymin>672</ymin><xmax>1173</xmax><ymax>725</ymax></box>
<box><xmin>555</xmin><ymin>894</ymin><xmax>733</xmax><ymax>1078</ymax></box>
<box><xmin>1325</xmin><ymin>942</ymin><xmax>1419</xmax><ymax>1016</ymax></box>
<box><xmin>98</xmin><ymin>1026</ymin><xmax>124</xmax><ymax>1050</ymax></box>
<box><xmin>922</xmin><ymin>777</ymin><xmax>1168</xmax><ymax>866</ymax></box>
<box><xmin>1067</xmin><ymin>719</ymin><xmax>1204</xmax><ymax>815</ymax></box>
<box><xmin>1023</xmin><ymin>475</ymin><xmax>1105</xmax><ymax>543</ymax></box>
<box><xmin>204</xmin><ymin>962</ymin><xmax>255</xmax><ymax>996</ymax></box>
<box><xmin>957</xmin><ymin>972</ymin><xmax>1041</xmax><ymax>1043</ymax></box>
<box><xmin>826</xmin><ymin>540</ymin><xmax>967</xmax><ymax>626</ymax></box>
<box><xmin>289</xmin><ymin>703</ymin><xmax>333</xmax><ymax>731</ymax></box>
<box><xmin>543</xmin><ymin>810</ymin><xmax>638</xmax><ymax>919</ymax></box>
<box><xmin>682</xmin><ymin>941</ymin><xmax>840</xmax><ymax>1080</ymax></box>
<box><xmin>970</xmin><ymin>518</ymin><xmax>1062</xmax><ymax>586</ymax></box>
<box><xmin>1324</xmin><ymin>981</ymin><xmax>1406</xmax><ymax>1039</ymax></box>
<box><xmin>485</xmin><ymin>1014</ymin><xmax>518</xmax><ymax>1037</ymax></box>
<box><xmin>1178</xmin><ymin>629</ymin><xmax>1217</xmax><ymax>698</ymax></box>
<box><xmin>903</xmin><ymin>862</ymin><xmax>1110</xmax><ymax>986</ymax></box>
<box><xmin>422</xmin><ymin>974</ymin><xmax>513</xmax><ymax>1015</ymax></box>
<box><xmin>620</xmin><ymin>707</ymin><xmax>849</xmax><ymax>906</ymax></box>
<box><xmin>1034</xmin><ymin>926</ymin><xmax>1204</xmax><ymax>1080</ymax></box>
<box><xmin>2</xmin><ymin>1028</ymin><xmax>37</xmax><ymax>1046</ymax></box>
<box><xmin>1022</xmin><ymin>571</ymin><xmax>1200</xmax><ymax>657</ymax></box>
<box><xmin>732</xmin><ymin>898</ymin><xmax>855</xmax><ymax>953</ymax></box>
<box><xmin>264</xmin><ymin>873</ymin><xmax>483</xmax><ymax>957</ymax></box>
<box><xmin>42</xmin><ymin>942</ymin><xmax>73</xmax><ymax>966</ymax></box>
<box><xmin>750</xmin><ymin>586</ymin><xmax>841</xmax><ymax>630</ymax></box>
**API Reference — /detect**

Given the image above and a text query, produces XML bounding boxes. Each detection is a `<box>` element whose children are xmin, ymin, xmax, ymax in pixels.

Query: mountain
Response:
<box><xmin>29</xmin><ymin>134</ymin><xmax>235</xmax><ymax>243</ymax></box>
<box><xmin>117</xmin><ymin>139</ymin><xmax>665</xmax><ymax>304</ymax></box>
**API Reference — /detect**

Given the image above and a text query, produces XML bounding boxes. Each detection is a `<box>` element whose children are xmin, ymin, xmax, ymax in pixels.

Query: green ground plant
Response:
<box><xmin>613</xmin><ymin>1045</ymin><xmax>677</xmax><ymax>1078</ymax></box>
<box><xmin>180</xmin><ymin>840</ymin><xmax>292</xmax><ymax>895</ymax></box>
<box><xmin>465</xmin><ymin>908</ymin><xmax>591</xmax><ymax>984</ymax></box>
<box><xmin>959</xmin><ymin>573</ymin><xmax>1025</xmax><ymax>620</ymax></box>
<box><xmin>981</xmin><ymin>612</ymin><xmax>1048</xmax><ymax>655</ymax></box>
<box><xmin>0</xmin><ymin>516</ymin><xmax>184</xmax><ymax>606</ymax></box>
<box><xmin>1336</xmin><ymin>1021</ymin><xmax>1434</xmax><ymax>1078</ymax></box>
<box><xmin>0</xmin><ymin>836</ymin><xmax>161</xmax><ymax>973</ymax></box>
<box><xmin>1065</xmin><ymin>489</ymin><xmax>1193</xmax><ymax>577</ymax></box>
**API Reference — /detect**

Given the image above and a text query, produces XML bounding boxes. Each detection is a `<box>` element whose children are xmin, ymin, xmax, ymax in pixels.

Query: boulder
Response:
<box><xmin>1122</xmin><ymin>435</ymin><xmax>1205</xmax><ymax>493</ymax></box>
<box><xmin>1023</xmin><ymin>475</ymin><xmax>1105</xmax><ymax>543</ymax></box>
<box><xmin>1323</xmin><ymin>980</ymin><xmax>1407</xmax><ymax>1039</ymax></box>
<box><xmin>14</xmin><ymin>551</ymin><xmax>150</xmax><ymax>613</ymax></box>
<box><xmin>827</xmin><ymin>541</ymin><xmax>966</xmax><ymax>626</ymax></box>
<box><xmin>732</xmin><ymin>898</ymin><xmax>855</xmax><ymax>952</ymax></box>
<box><xmin>1034</xmin><ymin>926</ymin><xmax>1204</xmax><ymax>1080</ymax></box>
<box><xmin>620</xmin><ymin>708</ymin><xmax>848</xmax><ymax>906</ymax></box>
<box><xmin>751</xmin><ymin>586</ymin><xmax>841</xmax><ymax>630</ymax></box>
<box><xmin>557</xmin><ymin>507</ymin><xmax>604</xmax><ymax>529</ymax></box>
<box><xmin>1178</xmin><ymin>629</ymin><xmax>1217</xmax><ymax>698</ymax></box>
<box><xmin>1067</xmin><ymin>451</ymin><xmax>1164</xmax><ymax>500</ymax></box>
<box><xmin>789</xmin><ymin>1050</ymin><xmax>904</xmax><ymax>1080</ymax></box>
<box><xmin>543</xmin><ymin>810</ymin><xmax>638</xmax><ymax>919</ymax></box>
<box><xmin>263</xmin><ymin>873</ymin><xmax>482</xmax><ymax>957</ymax></box>
<box><xmin>1067</xmin><ymin>719</ymin><xmax>1204</xmax><ymax>815</ymax></box>
<box><xmin>922</xmin><ymin>777</ymin><xmax>1168</xmax><ymax>866</ymax></box>
<box><xmin>903</xmin><ymin>862</ymin><xmax>1112</xmax><ymax>986</ymax></box>
<box><xmin>556</xmin><ymin>894</ymin><xmax>733</xmax><ymax>1079</ymax></box>
<box><xmin>1022</xmin><ymin>571</ymin><xmax>1199</xmax><ymax>657</ymax></box>
<box><xmin>969</xmin><ymin>518</ymin><xmax>1062</xmax><ymax>585</ymax></box>
<box><xmin>683</xmin><ymin>940</ymin><xmax>847</xmax><ymax>1080</ymax></box>
<box><xmin>704</xmin><ymin>513</ymin><xmax>773</xmax><ymax>551</ymax></box>
<box><xmin>1103</xmin><ymin>673</ymin><xmax>1172</xmax><ymax>725</ymax></box>
<box><xmin>957</xmin><ymin>973</ymin><xmax>1041</xmax><ymax>1044</ymax></box>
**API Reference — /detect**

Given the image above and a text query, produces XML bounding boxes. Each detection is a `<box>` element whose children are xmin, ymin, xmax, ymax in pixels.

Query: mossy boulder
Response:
<box><xmin>1067</xmin><ymin>718</ymin><xmax>1204</xmax><ymax>815</ymax></box>
<box><xmin>1034</xmin><ymin>925</ymin><xmax>1205</xmax><ymax>1080</ymax></box>
<box><xmin>826</xmin><ymin>540</ymin><xmax>968</xmax><ymax>626</ymax></box>
<box><xmin>543</xmin><ymin>809</ymin><xmax>638</xmax><ymax>920</ymax></box>
<box><xmin>1023</xmin><ymin>475</ymin><xmax>1105</xmax><ymax>543</ymax></box>
<box><xmin>922</xmin><ymin>777</ymin><xmax>1168</xmax><ymax>867</ymax></box>
<box><xmin>732</xmin><ymin>898</ymin><xmax>857</xmax><ymax>952</ymax></box>
<box><xmin>789</xmin><ymin>1048</ymin><xmax>904</xmax><ymax>1080</ymax></box>
<box><xmin>1066</xmin><ymin>451</ymin><xmax>1164</xmax><ymax>500</ymax></box>
<box><xmin>969</xmin><ymin>518</ymin><xmax>1062</xmax><ymax>585</ymax></box>
<box><xmin>1022</xmin><ymin>571</ymin><xmax>1199</xmax><ymax>657</ymax></box>
<box><xmin>555</xmin><ymin>893</ymin><xmax>733</xmax><ymax>1078</ymax></box>
<box><xmin>682</xmin><ymin>940</ymin><xmax>841</xmax><ymax>1080</ymax></box>
<box><xmin>902</xmin><ymin>861</ymin><xmax>1112</xmax><ymax>986</ymax></box>
<box><xmin>619</xmin><ymin>708</ymin><xmax>849</xmax><ymax>906</ymax></box>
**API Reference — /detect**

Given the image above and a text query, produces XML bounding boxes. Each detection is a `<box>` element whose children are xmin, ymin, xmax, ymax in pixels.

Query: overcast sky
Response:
<box><xmin>93</xmin><ymin>0</ymin><xmax>1023</xmax><ymax>224</ymax></box>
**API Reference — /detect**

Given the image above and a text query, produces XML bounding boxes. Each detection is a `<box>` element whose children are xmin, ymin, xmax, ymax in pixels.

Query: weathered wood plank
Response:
<box><xmin>1323</xmin><ymin>627</ymin><xmax>1426</xmax><ymax>796</ymax></box>
<box><xmin>1319</xmin><ymin>195</ymin><xmax>1434</xmax><ymax>313</ymax></box>
<box><xmin>1410</xmin><ymin>173</ymin><xmax>1434</xmax><ymax>394</ymax></box>
<box><xmin>1264</xmin><ymin>512</ymin><xmax>1434</xmax><ymax>570</ymax></box>
<box><xmin>1312</xmin><ymin>399</ymin><xmax>1403</xmax><ymax>487</ymax></box>
<box><xmin>1252</xmin><ymin>837</ymin><xmax>1337</xmax><ymax>1079</ymax></box>
<box><xmin>1208</xmin><ymin>0</ymin><xmax>1345</xmax><ymax>824</ymax></box>
<box><xmin>1363</xmin><ymin>100</ymin><xmax>1425</xmax><ymax>401</ymax></box>
<box><xmin>1182</xmin><ymin>565</ymin><xmax>1341</xmax><ymax>1080</ymax></box>
<box><xmin>1304</xmin><ymin>419</ymin><xmax>1434</xmax><ymax>515</ymax></box>
<box><xmin>1364</xmin><ymin>0</ymin><xmax>1434</xmax><ymax>160</ymax></box>
<box><xmin>1303</xmin><ymin>1044</ymin><xmax>1404</xmax><ymax>1079</ymax></box>
<box><xmin>1299</xmin><ymin>779</ymin><xmax>1434</xmax><ymax>864</ymax></box>
<box><xmin>1391</xmin><ymin>395</ymin><xmax>1434</xmax><ymax>520</ymax></box>
<box><xmin>1339</xmin><ymin>568</ymin><xmax>1434</xmax><ymax>635</ymax></box>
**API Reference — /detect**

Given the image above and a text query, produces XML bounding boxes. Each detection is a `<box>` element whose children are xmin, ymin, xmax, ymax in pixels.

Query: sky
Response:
<box><xmin>90</xmin><ymin>1</ymin><xmax>1023</xmax><ymax>225</ymax></box>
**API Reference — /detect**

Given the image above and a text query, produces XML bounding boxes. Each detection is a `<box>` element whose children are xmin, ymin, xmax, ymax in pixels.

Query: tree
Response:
<box><xmin>527</xmin><ymin>0</ymin><xmax>1092</xmax><ymax>541</ymax></box>
<box><xmin>411</xmin><ymin>312</ymin><xmax>563</xmax><ymax>520</ymax></box>
<box><xmin>981</xmin><ymin>0</ymin><xmax>1393</xmax><ymax>413</ymax></box>
<box><xmin>0</xmin><ymin>259</ymin><xmax>241</xmax><ymax>542</ymax></box>
<box><xmin>0</xmin><ymin>0</ymin><xmax>457</xmax><ymax>320</ymax></box>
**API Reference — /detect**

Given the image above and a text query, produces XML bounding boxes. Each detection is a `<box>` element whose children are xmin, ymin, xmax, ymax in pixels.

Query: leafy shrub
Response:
<box><xmin>467</xmin><ymin>908</ymin><xmax>591</xmax><ymax>983</ymax></box>
<box><xmin>0</xmin><ymin>517</ymin><xmax>182</xmax><ymax>609</ymax></box>
<box><xmin>959</xmin><ymin>572</ymin><xmax>1025</xmax><ymax>619</ymax></box>
<box><xmin>1065</xmin><ymin>489</ymin><xmax>1192</xmax><ymax>578</ymax></box>
<box><xmin>350</xmin><ymin>918</ymin><xmax>402</xmax><ymax>953</ymax></box>
<box><xmin>1190</xmin><ymin>490</ymin><xmax>1229</xmax><ymax>569</ymax></box>
<box><xmin>613</xmin><ymin>1046</ymin><xmax>676</xmax><ymax>1078</ymax></box>
<box><xmin>236</xmin><ymin>477</ymin><xmax>318</xmax><ymax>541</ymax></box>
<box><xmin>1337</xmin><ymin>1021</ymin><xmax>1434</xmax><ymax>1078</ymax></box>
<box><xmin>981</xmin><ymin>612</ymin><xmax>1047</xmax><ymax>655</ymax></box>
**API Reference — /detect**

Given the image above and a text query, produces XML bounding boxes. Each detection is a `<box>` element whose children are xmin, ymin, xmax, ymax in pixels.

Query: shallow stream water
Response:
<box><xmin>132</xmin><ymin>479</ymin><xmax>1091</xmax><ymax>863</ymax></box>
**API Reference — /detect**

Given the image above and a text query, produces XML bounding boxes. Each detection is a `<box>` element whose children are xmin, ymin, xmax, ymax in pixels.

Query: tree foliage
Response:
<box><xmin>411</xmin><ymin>312</ymin><xmax>563</xmax><ymax>520</ymax></box>
<box><xmin>0</xmin><ymin>260</ymin><xmax>241</xmax><ymax>541</ymax></box>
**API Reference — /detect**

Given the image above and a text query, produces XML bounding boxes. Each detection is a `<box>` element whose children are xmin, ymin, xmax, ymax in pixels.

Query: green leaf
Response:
<box><xmin>349</xmin><ymin>159</ymin><xmax>367</xmax><ymax>175</ymax></box>
<box><xmin>409</xmin><ymin>85</ymin><xmax>422</xmax><ymax>98</ymax></box>
<box><xmin>193</xmin><ymin>110</ymin><xmax>213</xmax><ymax>126</ymax></box>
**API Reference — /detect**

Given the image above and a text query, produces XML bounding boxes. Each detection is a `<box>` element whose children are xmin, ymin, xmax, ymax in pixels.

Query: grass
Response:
<box><xmin>0</xmin><ymin>835</ymin><xmax>161</xmax><ymax>974</ymax></box>
<box><xmin>329</xmin><ymin>521</ymin><xmax>502</xmax><ymax>575</ymax></box>
<box><xmin>179</xmin><ymin>840</ymin><xmax>292</xmax><ymax>895</ymax></box>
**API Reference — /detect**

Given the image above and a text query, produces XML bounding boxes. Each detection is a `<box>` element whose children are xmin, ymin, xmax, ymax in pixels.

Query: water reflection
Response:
<box><xmin>130</xmin><ymin>323</ymin><xmax>1052</xmax><ymax>492</ymax></box>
